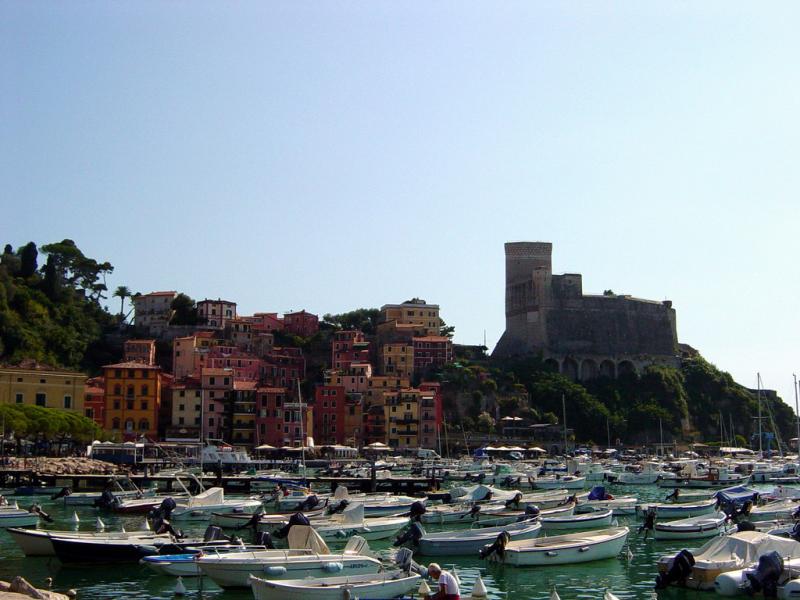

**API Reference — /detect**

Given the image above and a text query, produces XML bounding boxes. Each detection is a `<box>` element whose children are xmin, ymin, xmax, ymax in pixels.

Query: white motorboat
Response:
<box><xmin>0</xmin><ymin>505</ymin><xmax>40</xmax><ymax>528</ymax></box>
<box><xmin>652</xmin><ymin>512</ymin><xmax>729</xmax><ymax>541</ymax></box>
<box><xmin>540</xmin><ymin>509</ymin><xmax>614</xmax><ymax>532</ymax></box>
<box><xmin>421</xmin><ymin>503</ymin><xmax>506</xmax><ymax>525</ymax></box>
<box><xmin>7</xmin><ymin>527</ymin><xmax>169</xmax><ymax>557</ymax></box>
<box><xmin>171</xmin><ymin>487</ymin><xmax>263</xmax><ymax>521</ymax></box>
<box><xmin>197</xmin><ymin>527</ymin><xmax>380</xmax><ymax>588</ymax></box>
<box><xmin>531</xmin><ymin>476</ymin><xmax>586</xmax><ymax>491</ymax></box>
<box><xmin>250</xmin><ymin>570</ymin><xmax>421</xmax><ymax>600</ymax></box>
<box><xmin>749</xmin><ymin>499</ymin><xmax>798</xmax><ymax>522</ymax></box>
<box><xmin>638</xmin><ymin>498</ymin><xmax>718</xmax><ymax>520</ymax></box>
<box><xmin>312</xmin><ymin>504</ymin><xmax>408</xmax><ymax>543</ymax></box>
<box><xmin>576</xmin><ymin>497</ymin><xmax>638</xmax><ymax>516</ymax></box>
<box><xmin>406</xmin><ymin>519</ymin><xmax>542</xmax><ymax>556</ymax></box>
<box><xmin>510</xmin><ymin>490</ymin><xmax>572</xmax><ymax>510</ymax></box>
<box><xmin>141</xmin><ymin>544</ymin><xmax>268</xmax><ymax>577</ymax></box>
<box><xmin>483</xmin><ymin>526</ymin><xmax>629</xmax><ymax>566</ymax></box>
<box><xmin>58</xmin><ymin>477</ymin><xmax>155</xmax><ymax>507</ymax></box>
<box><xmin>446</xmin><ymin>484</ymin><xmax>522</xmax><ymax>504</ymax></box>
<box><xmin>612</xmin><ymin>462</ymin><xmax>676</xmax><ymax>485</ymax></box>
<box><xmin>655</xmin><ymin>531</ymin><xmax>800</xmax><ymax>590</ymax></box>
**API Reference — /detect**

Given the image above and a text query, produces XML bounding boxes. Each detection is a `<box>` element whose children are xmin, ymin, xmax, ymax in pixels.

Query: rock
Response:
<box><xmin>7</xmin><ymin>577</ymin><xmax>69</xmax><ymax>600</ymax></box>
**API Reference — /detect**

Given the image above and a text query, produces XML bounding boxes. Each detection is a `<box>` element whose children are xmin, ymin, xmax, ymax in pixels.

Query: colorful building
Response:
<box><xmin>0</xmin><ymin>361</ymin><xmax>85</xmax><ymax>413</ymax></box>
<box><xmin>380</xmin><ymin>343</ymin><xmax>414</xmax><ymax>378</ymax></box>
<box><xmin>124</xmin><ymin>339</ymin><xmax>156</xmax><ymax>365</ymax></box>
<box><xmin>364</xmin><ymin>375</ymin><xmax>410</xmax><ymax>409</ymax></box>
<box><xmin>385</xmin><ymin>389</ymin><xmax>420</xmax><ymax>450</ymax></box>
<box><xmin>312</xmin><ymin>385</ymin><xmax>346</xmax><ymax>445</ymax></box>
<box><xmin>228</xmin><ymin>380</ymin><xmax>257</xmax><ymax>445</ymax></box>
<box><xmin>132</xmin><ymin>291</ymin><xmax>177</xmax><ymax>336</ymax></box>
<box><xmin>283</xmin><ymin>310</ymin><xmax>319</xmax><ymax>337</ymax></box>
<box><xmin>255</xmin><ymin>387</ymin><xmax>312</xmax><ymax>447</ymax></box>
<box><xmin>83</xmin><ymin>376</ymin><xmax>105</xmax><ymax>427</ymax></box>
<box><xmin>331</xmin><ymin>330</ymin><xmax>370</xmax><ymax>371</ymax></box>
<box><xmin>103</xmin><ymin>361</ymin><xmax>163</xmax><ymax>441</ymax></box>
<box><xmin>418</xmin><ymin>382</ymin><xmax>443</xmax><ymax>450</ymax></box>
<box><xmin>380</xmin><ymin>300</ymin><xmax>441</xmax><ymax>336</ymax></box>
<box><xmin>200</xmin><ymin>367</ymin><xmax>233</xmax><ymax>440</ymax></box>
<box><xmin>168</xmin><ymin>377</ymin><xmax>203</xmax><ymax>439</ymax></box>
<box><xmin>197</xmin><ymin>299</ymin><xmax>237</xmax><ymax>330</ymax></box>
<box><xmin>247</xmin><ymin>312</ymin><xmax>284</xmax><ymax>332</ymax></box>
<box><xmin>225</xmin><ymin>318</ymin><xmax>254</xmax><ymax>351</ymax></box>
<box><xmin>172</xmin><ymin>332</ymin><xmax>217</xmax><ymax>379</ymax></box>
<box><xmin>412</xmin><ymin>336</ymin><xmax>454</xmax><ymax>373</ymax></box>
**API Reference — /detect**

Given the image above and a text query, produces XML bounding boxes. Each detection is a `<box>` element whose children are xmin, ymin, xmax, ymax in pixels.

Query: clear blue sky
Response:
<box><xmin>3</xmin><ymin>2</ymin><xmax>800</xmax><ymax>410</ymax></box>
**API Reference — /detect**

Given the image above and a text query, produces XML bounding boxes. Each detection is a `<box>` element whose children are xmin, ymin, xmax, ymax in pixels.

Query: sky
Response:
<box><xmin>3</xmin><ymin>2</ymin><xmax>800</xmax><ymax>410</ymax></box>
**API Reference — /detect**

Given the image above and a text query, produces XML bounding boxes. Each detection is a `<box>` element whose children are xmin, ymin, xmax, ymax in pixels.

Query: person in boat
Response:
<box><xmin>425</xmin><ymin>563</ymin><xmax>460</xmax><ymax>600</ymax></box>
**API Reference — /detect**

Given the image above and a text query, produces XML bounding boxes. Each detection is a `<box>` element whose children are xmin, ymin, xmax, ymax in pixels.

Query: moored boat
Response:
<box><xmin>249</xmin><ymin>570</ymin><xmax>421</xmax><ymax>600</ymax></box>
<box><xmin>482</xmin><ymin>526</ymin><xmax>629</xmax><ymax>566</ymax></box>
<box><xmin>399</xmin><ymin>519</ymin><xmax>542</xmax><ymax>556</ymax></box>
<box><xmin>540</xmin><ymin>509</ymin><xmax>614</xmax><ymax>532</ymax></box>
<box><xmin>652</xmin><ymin>511</ymin><xmax>729</xmax><ymax>540</ymax></box>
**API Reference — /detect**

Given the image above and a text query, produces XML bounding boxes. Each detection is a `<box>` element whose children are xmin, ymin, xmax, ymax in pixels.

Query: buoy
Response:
<box><xmin>470</xmin><ymin>575</ymin><xmax>488</xmax><ymax>599</ymax></box>
<box><xmin>551</xmin><ymin>587</ymin><xmax>561</xmax><ymax>600</ymax></box>
<box><xmin>71</xmin><ymin>512</ymin><xmax>80</xmax><ymax>525</ymax></box>
<box><xmin>45</xmin><ymin>577</ymin><xmax>53</xmax><ymax>589</ymax></box>
<box><xmin>418</xmin><ymin>579</ymin><xmax>432</xmax><ymax>596</ymax></box>
<box><xmin>174</xmin><ymin>576</ymin><xmax>186</xmax><ymax>596</ymax></box>
<box><xmin>95</xmin><ymin>517</ymin><xmax>105</xmax><ymax>531</ymax></box>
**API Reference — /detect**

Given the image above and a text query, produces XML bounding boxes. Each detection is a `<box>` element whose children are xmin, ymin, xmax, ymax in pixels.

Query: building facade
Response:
<box><xmin>133</xmin><ymin>291</ymin><xmax>177</xmax><ymax>335</ymax></box>
<box><xmin>103</xmin><ymin>362</ymin><xmax>163</xmax><ymax>441</ymax></box>
<box><xmin>0</xmin><ymin>362</ymin><xmax>85</xmax><ymax>413</ymax></box>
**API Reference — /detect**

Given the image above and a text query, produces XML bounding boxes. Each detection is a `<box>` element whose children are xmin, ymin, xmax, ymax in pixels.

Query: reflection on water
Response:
<box><xmin>0</xmin><ymin>483</ymin><xmax>781</xmax><ymax>600</ymax></box>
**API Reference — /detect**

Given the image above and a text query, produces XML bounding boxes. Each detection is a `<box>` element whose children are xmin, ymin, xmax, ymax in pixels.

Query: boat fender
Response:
<box><xmin>745</xmin><ymin>551</ymin><xmax>783</xmax><ymax>597</ymax></box>
<box><xmin>264</xmin><ymin>565</ymin><xmax>287</xmax><ymax>576</ymax></box>
<box><xmin>578</xmin><ymin>546</ymin><xmax>590</xmax><ymax>553</ymax></box>
<box><xmin>654</xmin><ymin>549</ymin><xmax>695</xmax><ymax>589</ymax></box>
<box><xmin>479</xmin><ymin>531</ymin><xmax>510</xmax><ymax>559</ymax></box>
<box><xmin>323</xmin><ymin>561</ymin><xmax>344</xmax><ymax>573</ymax></box>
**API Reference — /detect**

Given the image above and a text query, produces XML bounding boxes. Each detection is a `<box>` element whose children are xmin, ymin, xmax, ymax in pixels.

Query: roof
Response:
<box><xmin>413</xmin><ymin>336</ymin><xmax>451</xmax><ymax>343</ymax></box>
<box><xmin>234</xmin><ymin>380</ymin><xmax>257</xmax><ymax>391</ymax></box>
<box><xmin>139</xmin><ymin>291</ymin><xmax>177</xmax><ymax>296</ymax></box>
<box><xmin>0</xmin><ymin>359</ymin><xmax>85</xmax><ymax>375</ymax></box>
<box><xmin>103</xmin><ymin>361</ymin><xmax>161</xmax><ymax>370</ymax></box>
<box><xmin>198</xmin><ymin>298</ymin><xmax>236</xmax><ymax>305</ymax></box>
<box><xmin>125</xmin><ymin>339</ymin><xmax>156</xmax><ymax>344</ymax></box>
<box><xmin>256</xmin><ymin>387</ymin><xmax>288</xmax><ymax>393</ymax></box>
<box><xmin>201</xmin><ymin>368</ymin><xmax>233</xmax><ymax>376</ymax></box>
<box><xmin>84</xmin><ymin>386</ymin><xmax>105</xmax><ymax>395</ymax></box>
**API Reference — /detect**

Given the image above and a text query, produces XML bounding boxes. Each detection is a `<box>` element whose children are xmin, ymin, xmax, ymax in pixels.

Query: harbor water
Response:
<box><xmin>0</xmin><ymin>482</ymin><xmax>779</xmax><ymax>600</ymax></box>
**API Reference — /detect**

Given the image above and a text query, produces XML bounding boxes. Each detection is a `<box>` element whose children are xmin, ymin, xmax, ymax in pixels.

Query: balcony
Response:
<box><xmin>396</xmin><ymin>418</ymin><xmax>417</xmax><ymax>425</ymax></box>
<box><xmin>233</xmin><ymin>404</ymin><xmax>256</xmax><ymax>414</ymax></box>
<box><xmin>421</xmin><ymin>400</ymin><xmax>435</xmax><ymax>408</ymax></box>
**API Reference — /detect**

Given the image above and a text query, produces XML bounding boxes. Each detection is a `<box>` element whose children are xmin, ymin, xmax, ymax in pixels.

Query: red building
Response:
<box><xmin>312</xmin><ymin>385</ymin><xmax>347</xmax><ymax>445</ymax></box>
<box><xmin>412</xmin><ymin>336</ymin><xmax>454</xmax><ymax>373</ymax></box>
<box><xmin>84</xmin><ymin>376</ymin><xmax>105</xmax><ymax>428</ymax></box>
<box><xmin>283</xmin><ymin>310</ymin><xmax>319</xmax><ymax>338</ymax></box>
<box><xmin>261</xmin><ymin>347</ymin><xmax>306</xmax><ymax>388</ymax></box>
<box><xmin>248</xmin><ymin>312</ymin><xmax>284</xmax><ymax>332</ymax></box>
<box><xmin>255</xmin><ymin>387</ymin><xmax>312</xmax><ymax>447</ymax></box>
<box><xmin>331</xmin><ymin>330</ymin><xmax>371</xmax><ymax>371</ymax></box>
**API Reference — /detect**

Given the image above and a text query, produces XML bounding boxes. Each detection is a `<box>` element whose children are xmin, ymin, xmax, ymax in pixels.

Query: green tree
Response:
<box><xmin>476</xmin><ymin>411</ymin><xmax>496</xmax><ymax>433</ymax></box>
<box><xmin>19</xmin><ymin>242</ymin><xmax>38</xmax><ymax>278</ymax></box>
<box><xmin>169</xmin><ymin>293</ymin><xmax>198</xmax><ymax>326</ymax></box>
<box><xmin>113</xmin><ymin>285</ymin><xmax>132</xmax><ymax>319</ymax></box>
<box><xmin>322</xmin><ymin>308</ymin><xmax>381</xmax><ymax>334</ymax></box>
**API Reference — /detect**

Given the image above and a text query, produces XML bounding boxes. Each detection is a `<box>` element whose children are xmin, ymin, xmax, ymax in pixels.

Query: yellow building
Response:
<box><xmin>384</xmin><ymin>388</ymin><xmax>420</xmax><ymax>449</ymax></box>
<box><xmin>380</xmin><ymin>301</ymin><xmax>441</xmax><ymax>336</ymax></box>
<box><xmin>172</xmin><ymin>332</ymin><xmax>218</xmax><ymax>379</ymax></box>
<box><xmin>170</xmin><ymin>378</ymin><xmax>203</xmax><ymax>434</ymax></box>
<box><xmin>380</xmin><ymin>343</ymin><xmax>414</xmax><ymax>379</ymax></box>
<box><xmin>364</xmin><ymin>375</ymin><xmax>410</xmax><ymax>409</ymax></box>
<box><xmin>103</xmin><ymin>361</ymin><xmax>162</xmax><ymax>441</ymax></box>
<box><xmin>0</xmin><ymin>361</ymin><xmax>85</xmax><ymax>412</ymax></box>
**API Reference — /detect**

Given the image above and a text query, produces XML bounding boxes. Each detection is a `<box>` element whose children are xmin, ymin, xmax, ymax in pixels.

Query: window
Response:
<box><xmin>210</xmin><ymin>377</ymin><xmax>216</xmax><ymax>385</ymax></box>
<box><xmin>112</xmin><ymin>417</ymin><xmax>121</xmax><ymax>429</ymax></box>
<box><xmin>40</xmin><ymin>378</ymin><xmax>46</xmax><ymax>384</ymax></box>
<box><xmin>178</xmin><ymin>417</ymin><xmax>185</xmax><ymax>425</ymax></box>
<box><xmin>209</xmin><ymin>417</ymin><xmax>215</xmax><ymax>426</ymax></box>
<box><xmin>195</xmin><ymin>404</ymin><xmax>201</xmax><ymax>411</ymax></box>
<box><xmin>178</xmin><ymin>404</ymin><xmax>185</xmax><ymax>411</ymax></box>
<box><xmin>179</xmin><ymin>391</ymin><xmax>185</xmax><ymax>398</ymax></box>
<box><xmin>16</xmin><ymin>377</ymin><xmax>22</xmax><ymax>383</ymax></box>
<box><xmin>64</xmin><ymin>395</ymin><xmax>72</xmax><ymax>409</ymax></box>
<box><xmin>85</xmin><ymin>408</ymin><xmax>93</xmax><ymax>418</ymax></box>
<box><xmin>127</xmin><ymin>400</ymin><xmax>133</xmax><ymax>410</ymax></box>
<box><xmin>115</xmin><ymin>369</ymin><xmax>122</xmax><ymax>378</ymax></box>
<box><xmin>125</xmin><ymin>419</ymin><xmax>134</xmax><ymax>432</ymax></box>
<box><xmin>14</xmin><ymin>393</ymin><xmax>23</xmax><ymax>404</ymax></box>
<box><xmin>114</xmin><ymin>400</ymin><xmax>120</xmax><ymax>409</ymax></box>
<box><xmin>140</xmin><ymin>400</ymin><xmax>148</xmax><ymax>410</ymax></box>
<box><xmin>113</xmin><ymin>384</ymin><xmax>121</xmax><ymax>395</ymax></box>
<box><xmin>35</xmin><ymin>393</ymin><xmax>46</xmax><ymax>407</ymax></box>
<box><xmin>209</xmin><ymin>403</ymin><xmax>215</xmax><ymax>412</ymax></box>
<box><xmin>126</xmin><ymin>385</ymin><xmax>134</xmax><ymax>397</ymax></box>
<box><xmin>223</xmin><ymin>378</ymin><xmax>229</xmax><ymax>386</ymax></box>
<box><xmin>139</xmin><ymin>419</ymin><xmax>149</xmax><ymax>431</ymax></box>
<box><xmin>128</xmin><ymin>370</ymin><xmax>135</xmax><ymax>378</ymax></box>
<box><xmin>194</xmin><ymin>417</ymin><xmax>200</xmax><ymax>425</ymax></box>
<box><xmin>141</xmin><ymin>385</ymin><xmax>149</xmax><ymax>396</ymax></box>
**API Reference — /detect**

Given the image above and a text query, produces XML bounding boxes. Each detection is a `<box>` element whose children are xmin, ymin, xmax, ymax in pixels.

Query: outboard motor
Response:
<box><xmin>407</xmin><ymin>501</ymin><xmax>427</xmax><ymax>522</ymax></box>
<box><xmin>51</xmin><ymin>487</ymin><xmax>72</xmax><ymax>501</ymax></box>
<box><xmin>151</xmin><ymin>497</ymin><xmax>177</xmax><ymax>520</ymax></box>
<box><xmin>638</xmin><ymin>509</ymin><xmax>656</xmax><ymax>538</ymax></box>
<box><xmin>479</xmin><ymin>531</ymin><xmax>511</xmax><ymax>559</ymax></box>
<box><xmin>665</xmin><ymin>489</ymin><xmax>680</xmax><ymax>502</ymax></box>
<box><xmin>203</xmin><ymin>525</ymin><xmax>230</xmax><ymax>543</ymax></box>
<box><xmin>505</xmin><ymin>493</ymin><xmax>523</xmax><ymax>509</ymax></box>
<box><xmin>737</xmin><ymin>521</ymin><xmax>757</xmax><ymax>532</ymax></box>
<box><xmin>273</xmin><ymin>512</ymin><xmax>311</xmax><ymax>539</ymax></box>
<box><xmin>237</xmin><ymin>507</ymin><xmax>265</xmax><ymax>531</ymax></box>
<box><xmin>298</xmin><ymin>494</ymin><xmax>319</xmax><ymax>511</ymax></box>
<box><xmin>588</xmin><ymin>486</ymin><xmax>608</xmax><ymax>501</ymax></box>
<box><xmin>394</xmin><ymin>522</ymin><xmax>425</xmax><ymax>547</ymax></box>
<box><xmin>394</xmin><ymin>547</ymin><xmax>426</xmax><ymax>576</ymax></box>
<box><xmin>461</xmin><ymin>505</ymin><xmax>481</xmax><ymax>520</ymax></box>
<box><xmin>29</xmin><ymin>504</ymin><xmax>54</xmax><ymax>523</ymax></box>
<box><xmin>476</xmin><ymin>473</ymin><xmax>486</xmax><ymax>483</ymax></box>
<box><xmin>745</xmin><ymin>551</ymin><xmax>784</xmax><ymax>598</ymax></box>
<box><xmin>255</xmin><ymin>530</ymin><xmax>275</xmax><ymax>549</ymax></box>
<box><xmin>94</xmin><ymin>489</ymin><xmax>117</xmax><ymax>509</ymax></box>
<box><xmin>525</xmin><ymin>505</ymin><xmax>540</xmax><ymax>518</ymax></box>
<box><xmin>326</xmin><ymin>499</ymin><xmax>349</xmax><ymax>515</ymax></box>
<box><xmin>789</xmin><ymin>523</ymin><xmax>800</xmax><ymax>542</ymax></box>
<box><xmin>503</xmin><ymin>475</ymin><xmax>514</xmax><ymax>487</ymax></box>
<box><xmin>655</xmin><ymin>549</ymin><xmax>695</xmax><ymax>589</ymax></box>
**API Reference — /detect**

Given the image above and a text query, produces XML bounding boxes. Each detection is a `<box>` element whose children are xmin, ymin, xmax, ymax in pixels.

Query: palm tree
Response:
<box><xmin>113</xmin><ymin>285</ymin><xmax>131</xmax><ymax>320</ymax></box>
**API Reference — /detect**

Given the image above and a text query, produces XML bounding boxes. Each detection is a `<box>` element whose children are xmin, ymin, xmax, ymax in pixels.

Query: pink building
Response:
<box><xmin>206</xmin><ymin>346</ymin><xmax>263</xmax><ymax>381</ymax></box>
<box><xmin>248</xmin><ymin>313</ymin><xmax>284</xmax><ymax>333</ymax></box>
<box><xmin>331</xmin><ymin>330</ymin><xmax>371</xmax><ymax>371</ymax></box>
<box><xmin>261</xmin><ymin>347</ymin><xmax>306</xmax><ymax>388</ymax></box>
<box><xmin>200</xmin><ymin>367</ymin><xmax>233</xmax><ymax>439</ymax></box>
<box><xmin>173</xmin><ymin>332</ymin><xmax>217</xmax><ymax>379</ymax></box>
<box><xmin>283</xmin><ymin>310</ymin><xmax>319</xmax><ymax>338</ymax></box>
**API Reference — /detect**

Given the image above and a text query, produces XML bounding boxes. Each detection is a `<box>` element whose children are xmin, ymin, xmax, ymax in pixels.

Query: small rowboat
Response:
<box><xmin>7</xmin><ymin>527</ymin><xmax>169</xmax><ymax>557</ymax></box>
<box><xmin>415</xmin><ymin>520</ymin><xmax>542</xmax><ymax>556</ymax></box>
<box><xmin>638</xmin><ymin>498</ymin><xmax>718</xmax><ymax>519</ymax></box>
<box><xmin>421</xmin><ymin>502</ymin><xmax>506</xmax><ymax>524</ymax></box>
<box><xmin>540</xmin><ymin>509</ymin><xmax>614</xmax><ymax>532</ymax></box>
<box><xmin>482</xmin><ymin>526</ymin><xmax>629</xmax><ymax>566</ymax></box>
<box><xmin>249</xmin><ymin>570</ymin><xmax>421</xmax><ymax>600</ymax></box>
<box><xmin>748</xmin><ymin>499</ymin><xmax>798</xmax><ymax>522</ymax></box>
<box><xmin>0</xmin><ymin>507</ymin><xmax>39</xmax><ymax>528</ymax></box>
<box><xmin>652</xmin><ymin>511</ymin><xmax>729</xmax><ymax>540</ymax></box>
<box><xmin>532</xmin><ymin>476</ymin><xmax>586</xmax><ymax>491</ymax></box>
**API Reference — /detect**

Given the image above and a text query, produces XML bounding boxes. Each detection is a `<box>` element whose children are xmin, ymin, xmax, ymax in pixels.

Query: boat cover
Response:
<box><xmin>714</xmin><ymin>486</ymin><xmax>759</xmax><ymax>507</ymax></box>
<box><xmin>287</xmin><ymin>525</ymin><xmax>330</xmax><ymax>554</ymax></box>
<box><xmin>589</xmin><ymin>486</ymin><xmax>611</xmax><ymax>501</ymax></box>
<box><xmin>341</xmin><ymin>503</ymin><xmax>364</xmax><ymax>524</ymax></box>
<box><xmin>692</xmin><ymin>531</ymin><xmax>800</xmax><ymax>567</ymax></box>
<box><xmin>186</xmin><ymin>487</ymin><xmax>224</xmax><ymax>507</ymax></box>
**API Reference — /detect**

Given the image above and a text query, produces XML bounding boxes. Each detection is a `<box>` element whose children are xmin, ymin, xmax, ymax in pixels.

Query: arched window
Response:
<box><xmin>113</xmin><ymin>384</ymin><xmax>121</xmax><ymax>395</ymax></box>
<box><xmin>112</xmin><ymin>417</ymin><xmax>121</xmax><ymax>429</ymax></box>
<box><xmin>125</xmin><ymin>419</ymin><xmax>134</xmax><ymax>433</ymax></box>
<box><xmin>126</xmin><ymin>385</ymin><xmax>134</xmax><ymax>397</ymax></box>
<box><xmin>141</xmin><ymin>384</ymin><xmax>149</xmax><ymax>396</ymax></box>
<box><xmin>139</xmin><ymin>419</ymin><xmax>150</xmax><ymax>431</ymax></box>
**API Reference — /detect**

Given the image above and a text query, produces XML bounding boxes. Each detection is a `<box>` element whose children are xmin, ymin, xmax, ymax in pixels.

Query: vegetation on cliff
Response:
<box><xmin>0</xmin><ymin>240</ymin><xmax>121</xmax><ymax>372</ymax></box>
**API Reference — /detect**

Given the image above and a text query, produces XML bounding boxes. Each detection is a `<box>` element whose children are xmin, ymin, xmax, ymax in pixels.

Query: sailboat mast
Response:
<box><xmin>562</xmin><ymin>394</ymin><xmax>567</xmax><ymax>454</ymax></box>
<box><xmin>659</xmin><ymin>418</ymin><xmax>664</xmax><ymax>457</ymax></box>
<box><xmin>297</xmin><ymin>379</ymin><xmax>307</xmax><ymax>480</ymax></box>
<box><xmin>758</xmin><ymin>373</ymin><xmax>763</xmax><ymax>456</ymax></box>
<box><xmin>794</xmin><ymin>374</ymin><xmax>800</xmax><ymax>457</ymax></box>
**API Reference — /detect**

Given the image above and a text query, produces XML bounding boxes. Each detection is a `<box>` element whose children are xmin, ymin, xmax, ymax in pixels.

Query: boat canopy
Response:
<box><xmin>714</xmin><ymin>486</ymin><xmax>759</xmax><ymax>507</ymax></box>
<box><xmin>692</xmin><ymin>531</ymin><xmax>800</xmax><ymax>566</ymax></box>
<box><xmin>287</xmin><ymin>525</ymin><xmax>330</xmax><ymax>554</ymax></box>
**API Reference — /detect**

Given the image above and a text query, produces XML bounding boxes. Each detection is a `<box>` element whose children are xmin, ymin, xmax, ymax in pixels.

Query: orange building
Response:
<box><xmin>103</xmin><ymin>361</ymin><xmax>164</xmax><ymax>441</ymax></box>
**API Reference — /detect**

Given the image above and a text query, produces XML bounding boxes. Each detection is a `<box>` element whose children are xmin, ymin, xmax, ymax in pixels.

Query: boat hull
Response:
<box><xmin>250</xmin><ymin>571</ymin><xmax>421</xmax><ymax>600</ymax></box>
<box><xmin>487</xmin><ymin>527</ymin><xmax>629</xmax><ymax>566</ymax></box>
<box><xmin>541</xmin><ymin>510</ymin><xmax>614</xmax><ymax>532</ymax></box>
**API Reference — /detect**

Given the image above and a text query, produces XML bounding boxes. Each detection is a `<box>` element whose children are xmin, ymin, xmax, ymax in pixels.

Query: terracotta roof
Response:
<box><xmin>202</xmin><ymin>368</ymin><xmax>232</xmax><ymax>376</ymax></box>
<box><xmin>84</xmin><ymin>386</ymin><xmax>104</xmax><ymax>395</ymax></box>
<box><xmin>141</xmin><ymin>291</ymin><xmax>177</xmax><ymax>296</ymax></box>
<box><xmin>257</xmin><ymin>387</ymin><xmax>288</xmax><ymax>393</ymax></box>
<box><xmin>103</xmin><ymin>361</ymin><xmax>161</xmax><ymax>370</ymax></box>
<box><xmin>413</xmin><ymin>336</ymin><xmax>451</xmax><ymax>342</ymax></box>
<box><xmin>234</xmin><ymin>380</ymin><xmax>257</xmax><ymax>390</ymax></box>
<box><xmin>0</xmin><ymin>360</ymin><xmax>85</xmax><ymax>374</ymax></box>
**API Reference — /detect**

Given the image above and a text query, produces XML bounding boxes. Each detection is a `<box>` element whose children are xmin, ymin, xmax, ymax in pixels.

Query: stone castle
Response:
<box><xmin>492</xmin><ymin>242</ymin><xmax>679</xmax><ymax>379</ymax></box>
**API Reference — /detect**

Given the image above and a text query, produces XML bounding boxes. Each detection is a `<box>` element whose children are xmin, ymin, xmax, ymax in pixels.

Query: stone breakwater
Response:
<box><xmin>1</xmin><ymin>457</ymin><xmax>124</xmax><ymax>476</ymax></box>
<box><xmin>0</xmin><ymin>577</ymin><xmax>71</xmax><ymax>600</ymax></box>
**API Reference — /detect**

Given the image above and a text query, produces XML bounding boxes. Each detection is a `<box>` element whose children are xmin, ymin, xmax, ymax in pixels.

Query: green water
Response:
<box><xmin>0</xmin><ymin>483</ymin><xmax>780</xmax><ymax>600</ymax></box>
